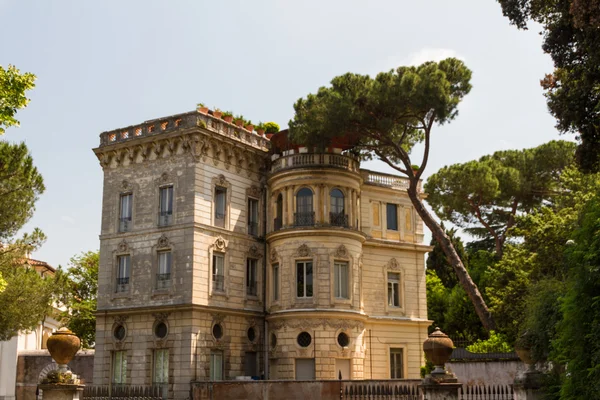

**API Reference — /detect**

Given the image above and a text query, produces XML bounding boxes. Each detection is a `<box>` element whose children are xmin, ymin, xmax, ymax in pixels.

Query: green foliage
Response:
<box><xmin>244</xmin><ymin>119</ymin><xmax>253</xmax><ymax>126</ymax></box>
<box><xmin>234</xmin><ymin>114</ymin><xmax>245</xmax><ymax>123</ymax></box>
<box><xmin>59</xmin><ymin>251</ymin><xmax>98</xmax><ymax>348</ymax></box>
<box><xmin>0</xmin><ymin>141</ymin><xmax>45</xmax><ymax>239</ymax></box>
<box><xmin>40</xmin><ymin>370</ymin><xmax>77</xmax><ymax>384</ymax></box>
<box><xmin>466</xmin><ymin>331</ymin><xmax>513</xmax><ymax>354</ymax></box>
<box><xmin>264</xmin><ymin>121</ymin><xmax>280</xmax><ymax>134</ymax></box>
<box><xmin>426</xmin><ymin>226</ymin><xmax>466</xmax><ymax>288</ymax></box>
<box><xmin>0</xmin><ymin>65</ymin><xmax>36</xmax><ymax>135</ymax></box>
<box><xmin>256</xmin><ymin>122</ymin><xmax>266</xmax><ymax>131</ymax></box>
<box><xmin>0</xmin><ymin>230</ymin><xmax>64</xmax><ymax>341</ymax></box>
<box><xmin>425</xmin><ymin>140</ymin><xmax>576</xmax><ymax>257</ymax></box>
<box><xmin>497</xmin><ymin>0</ymin><xmax>600</xmax><ymax>172</ymax></box>
<box><xmin>552</xmin><ymin>194</ymin><xmax>600</xmax><ymax>398</ymax></box>
<box><xmin>420</xmin><ymin>359</ymin><xmax>434</xmax><ymax>378</ymax></box>
<box><xmin>221</xmin><ymin>111</ymin><xmax>233</xmax><ymax>118</ymax></box>
<box><xmin>196</xmin><ymin>102</ymin><xmax>205</xmax><ymax>108</ymax></box>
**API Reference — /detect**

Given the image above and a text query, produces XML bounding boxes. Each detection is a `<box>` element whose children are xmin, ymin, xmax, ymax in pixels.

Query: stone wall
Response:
<box><xmin>15</xmin><ymin>350</ymin><xmax>94</xmax><ymax>400</ymax></box>
<box><xmin>446</xmin><ymin>360</ymin><xmax>526</xmax><ymax>386</ymax></box>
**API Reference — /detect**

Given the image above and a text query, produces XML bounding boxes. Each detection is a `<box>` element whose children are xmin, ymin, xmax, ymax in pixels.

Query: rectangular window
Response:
<box><xmin>112</xmin><ymin>351</ymin><xmax>127</xmax><ymax>384</ymax></box>
<box><xmin>386</xmin><ymin>203</ymin><xmax>398</xmax><ymax>231</ymax></box>
<box><xmin>210</xmin><ymin>351</ymin><xmax>223</xmax><ymax>381</ymax></box>
<box><xmin>153</xmin><ymin>349</ymin><xmax>169</xmax><ymax>384</ymax></box>
<box><xmin>119</xmin><ymin>193</ymin><xmax>132</xmax><ymax>232</ymax></box>
<box><xmin>272</xmin><ymin>263</ymin><xmax>279</xmax><ymax>301</ymax></box>
<box><xmin>248</xmin><ymin>198</ymin><xmax>259</xmax><ymax>236</ymax></box>
<box><xmin>116</xmin><ymin>255</ymin><xmax>130</xmax><ymax>292</ymax></box>
<box><xmin>388</xmin><ymin>272</ymin><xmax>401</xmax><ymax>308</ymax></box>
<box><xmin>159</xmin><ymin>186</ymin><xmax>173</xmax><ymax>226</ymax></box>
<box><xmin>390</xmin><ymin>348</ymin><xmax>404</xmax><ymax>379</ymax></box>
<box><xmin>246</xmin><ymin>258</ymin><xmax>258</xmax><ymax>296</ymax></box>
<box><xmin>296</xmin><ymin>261</ymin><xmax>313</xmax><ymax>298</ymax></box>
<box><xmin>334</xmin><ymin>262</ymin><xmax>349</xmax><ymax>299</ymax></box>
<box><xmin>157</xmin><ymin>251</ymin><xmax>172</xmax><ymax>289</ymax></box>
<box><xmin>215</xmin><ymin>187</ymin><xmax>226</xmax><ymax>228</ymax></box>
<box><xmin>295</xmin><ymin>358</ymin><xmax>316</xmax><ymax>380</ymax></box>
<box><xmin>212</xmin><ymin>253</ymin><xmax>225</xmax><ymax>292</ymax></box>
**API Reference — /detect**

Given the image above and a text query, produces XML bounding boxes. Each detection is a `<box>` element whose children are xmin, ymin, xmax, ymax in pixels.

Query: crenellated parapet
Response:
<box><xmin>93</xmin><ymin>110</ymin><xmax>268</xmax><ymax>177</ymax></box>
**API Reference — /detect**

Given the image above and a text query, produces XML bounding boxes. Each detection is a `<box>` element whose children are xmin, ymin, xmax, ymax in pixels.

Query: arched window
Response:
<box><xmin>275</xmin><ymin>194</ymin><xmax>283</xmax><ymax>230</ymax></box>
<box><xmin>330</xmin><ymin>189</ymin><xmax>347</xmax><ymax>227</ymax></box>
<box><xmin>295</xmin><ymin>188</ymin><xmax>314</xmax><ymax>226</ymax></box>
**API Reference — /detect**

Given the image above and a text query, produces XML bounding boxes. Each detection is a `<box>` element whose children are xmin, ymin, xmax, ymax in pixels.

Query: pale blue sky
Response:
<box><xmin>1</xmin><ymin>0</ymin><xmax>574</xmax><ymax>268</ymax></box>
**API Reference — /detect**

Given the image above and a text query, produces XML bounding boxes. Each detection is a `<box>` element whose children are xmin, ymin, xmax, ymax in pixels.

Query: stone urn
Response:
<box><xmin>46</xmin><ymin>328</ymin><xmax>81</xmax><ymax>372</ymax></box>
<box><xmin>423</xmin><ymin>327</ymin><xmax>454</xmax><ymax>375</ymax></box>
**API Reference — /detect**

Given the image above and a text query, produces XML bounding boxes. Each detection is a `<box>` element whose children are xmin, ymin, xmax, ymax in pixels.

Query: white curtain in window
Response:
<box><xmin>158</xmin><ymin>252</ymin><xmax>171</xmax><ymax>275</ymax></box>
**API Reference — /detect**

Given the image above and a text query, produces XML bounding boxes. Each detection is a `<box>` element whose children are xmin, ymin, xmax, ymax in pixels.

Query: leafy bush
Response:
<box><xmin>264</xmin><ymin>121</ymin><xmax>280</xmax><ymax>134</ymax></box>
<box><xmin>466</xmin><ymin>331</ymin><xmax>513</xmax><ymax>353</ymax></box>
<box><xmin>40</xmin><ymin>370</ymin><xmax>76</xmax><ymax>384</ymax></box>
<box><xmin>221</xmin><ymin>111</ymin><xmax>233</xmax><ymax>118</ymax></box>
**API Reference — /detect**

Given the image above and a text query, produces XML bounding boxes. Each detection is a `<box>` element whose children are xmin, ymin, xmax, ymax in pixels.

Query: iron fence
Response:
<box><xmin>82</xmin><ymin>386</ymin><xmax>164</xmax><ymax>400</ymax></box>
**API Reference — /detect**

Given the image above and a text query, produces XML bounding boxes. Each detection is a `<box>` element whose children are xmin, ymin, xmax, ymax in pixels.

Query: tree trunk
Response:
<box><xmin>407</xmin><ymin>184</ymin><xmax>497</xmax><ymax>332</ymax></box>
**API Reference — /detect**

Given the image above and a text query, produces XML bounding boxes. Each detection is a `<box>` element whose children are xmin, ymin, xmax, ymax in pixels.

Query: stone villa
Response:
<box><xmin>92</xmin><ymin>108</ymin><xmax>431</xmax><ymax>399</ymax></box>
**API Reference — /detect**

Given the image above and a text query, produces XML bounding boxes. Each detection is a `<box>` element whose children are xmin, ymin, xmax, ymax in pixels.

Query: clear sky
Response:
<box><xmin>1</xmin><ymin>0</ymin><xmax>575</xmax><ymax>268</ymax></box>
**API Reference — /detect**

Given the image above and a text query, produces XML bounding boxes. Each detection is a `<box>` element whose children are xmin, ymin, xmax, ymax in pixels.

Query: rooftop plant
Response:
<box><xmin>264</xmin><ymin>121</ymin><xmax>280</xmax><ymax>134</ymax></box>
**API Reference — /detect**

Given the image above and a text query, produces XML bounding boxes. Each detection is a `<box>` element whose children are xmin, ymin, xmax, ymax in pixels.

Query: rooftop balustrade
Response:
<box><xmin>98</xmin><ymin>111</ymin><xmax>270</xmax><ymax>151</ymax></box>
<box><xmin>270</xmin><ymin>152</ymin><xmax>360</xmax><ymax>173</ymax></box>
<box><xmin>360</xmin><ymin>169</ymin><xmax>420</xmax><ymax>192</ymax></box>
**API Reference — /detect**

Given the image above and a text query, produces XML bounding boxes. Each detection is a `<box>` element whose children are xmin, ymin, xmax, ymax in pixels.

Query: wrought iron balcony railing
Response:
<box><xmin>158</xmin><ymin>211</ymin><xmax>172</xmax><ymax>227</ymax></box>
<box><xmin>248</xmin><ymin>221</ymin><xmax>258</xmax><ymax>236</ymax></box>
<box><xmin>156</xmin><ymin>273</ymin><xmax>171</xmax><ymax>289</ymax></box>
<box><xmin>214</xmin><ymin>213</ymin><xmax>225</xmax><ymax>228</ymax></box>
<box><xmin>294</xmin><ymin>212</ymin><xmax>315</xmax><ymax>227</ymax></box>
<box><xmin>329</xmin><ymin>212</ymin><xmax>348</xmax><ymax>227</ymax></box>
<box><xmin>274</xmin><ymin>217</ymin><xmax>283</xmax><ymax>231</ymax></box>
<box><xmin>119</xmin><ymin>217</ymin><xmax>132</xmax><ymax>232</ymax></box>
<box><xmin>116</xmin><ymin>277</ymin><xmax>129</xmax><ymax>293</ymax></box>
<box><xmin>246</xmin><ymin>282</ymin><xmax>258</xmax><ymax>297</ymax></box>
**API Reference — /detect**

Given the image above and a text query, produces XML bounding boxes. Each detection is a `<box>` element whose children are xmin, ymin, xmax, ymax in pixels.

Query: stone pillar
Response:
<box><xmin>514</xmin><ymin>371</ymin><xmax>545</xmax><ymax>400</ymax></box>
<box><xmin>282</xmin><ymin>187</ymin><xmax>288</xmax><ymax>227</ymax></box>
<box><xmin>315</xmin><ymin>184</ymin><xmax>321</xmax><ymax>224</ymax></box>
<box><xmin>38</xmin><ymin>385</ymin><xmax>84</xmax><ymax>400</ymax></box>
<box><xmin>351</xmin><ymin>189</ymin><xmax>357</xmax><ymax>228</ymax></box>
<box><xmin>420</xmin><ymin>382</ymin><xmax>462</xmax><ymax>400</ymax></box>
<box><xmin>287</xmin><ymin>186</ymin><xmax>294</xmax><ymax>226</ymax></box>
<box><xmin>421</xmin><ymin>328</ymin><xmax>461</xmax><ymax>400</ymax></box>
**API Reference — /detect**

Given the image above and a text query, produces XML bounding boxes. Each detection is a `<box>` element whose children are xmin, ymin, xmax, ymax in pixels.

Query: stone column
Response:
<box><xmin>38</xmin><ymin>385</ymin><xmax>84</xmax><ymax>400</ymax></box>
<box><xmin>282</xmin><ymin>187</ymin><xmax>288</xmax><ymax>228</ymax></box>
<box><xmin>288</xmin><ymin>186</ymin><xmax>295</xmax><ymax>226</ymax></box>
<box><xmin>351</xmin><ymin>189</ymin><xmax>357</xmax><ymax>228</ymax></box>
<box><xmin>315</xmin><ymin>184</ymin><xmax>321</xmax><ymax>224</ymax></box>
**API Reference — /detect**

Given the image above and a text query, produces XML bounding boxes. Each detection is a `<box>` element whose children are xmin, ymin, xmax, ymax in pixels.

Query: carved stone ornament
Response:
<box><xmin>216</xmin><ymin>174</ymin><xmax>227</xmax><ymax>187</ymax></box>
<box><xmin>155</xmin><ymin>339</ymin><xmax>165</xmax><ymax>349</ymax></box>
<box><xmin>271</xmin><ymin>318</ymin><xmax>364</xmax><ymax>331</ymax></box>
<box><xmin>387</xmin><ymin>258</ymin><xmax>400</xmax><ymax>270</ymax></box>
<box><xmin>114</xmin><ymin>315</ymin><xmax>129</xmax><ymax>324</ymax></box>
<box><xmin>157</xmin><ymin>234</ymin><xmax>170</xmax><ymax>249</ymax></box>
<box><xmin>117</xmin><ymin>239</ymin><xmax>128</xmax><ymax>253</ymax></box>
<box><xmin>160</xmin><ymin>172</ymin><xmax>169</xmax><ymax>183</ymax></box>
<box><xmin>247</xmin><ymin>185</ymin><xmax>261</xmax><ymax>198</ymax></box>
<box><xmin>270</xmin><ymin>248</ymin><xmax>279</xmax><ymax>263</ymax></box>
<box><xmin>121</xmin><ymin>180</ymin><xmax>132</xmax><ymax>191</ymax></box>
<box><xmin>152</xmin><ymin>312</ymin><xmax>170</xmax><ymax>323</ymax></box>
<box><xmin>214</xmin><ymin>236</ymin><xmax>227</xmax><ymax>252</ymax></box>
<box><xmin>296</xmin><ymin>244</ymin><xmax>311</xmax><ymax>258</ymax></box>
<box><xmin>334</xmin><ymin>244</ymin><xmax>349</xmax><ymax>259</ymax></box>
<box><xmin>248</xmin><ymin>244</ymin><xmax>262</xmax><ymax>259</ymax></box>
<box><xmin>211</xmin><ymin>313</ymin><xmax>226</xmax><ymax>324</ymax></box>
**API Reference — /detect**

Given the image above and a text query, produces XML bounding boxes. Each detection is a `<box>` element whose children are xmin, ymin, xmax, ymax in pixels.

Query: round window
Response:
<box><xmin>155</xmin><ymin>322</ymin><xmax>168</xmax><ymax>339</ymax></box>
<box><xmin>297</xmin><ymin>331</ymin><xmax>312</xmax><ymax>348</ymax></box>
<box><xmin>247</xmin><ymin>327</ymin><xmax>256</xmax><ymax>343</ymax></box>
<box><xmin>212</xmin><ymin>323</ymin><xmax>223</xmax><ymax>340</ymax></box>
<box><xmin>113</xmin><ymin>324</ymin><xmax>126</xmax><ymax>341</ymax></box>
<box><xmin>270</xmin><ymin>332</ymin><xmax>277</xmax><ymax>348</ymax></box>
<box><xmin>337</xmin><ymin>332</ymin><xmax>350</xmax><ymax>347</ymax></box>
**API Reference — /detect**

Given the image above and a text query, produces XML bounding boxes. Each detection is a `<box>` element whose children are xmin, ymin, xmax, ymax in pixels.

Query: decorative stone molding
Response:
<box><xmin>121</xmin><ymin>180</ymin><xmax>132</xmax><ymax>191</ymax></box>
<box><xmin>270</xmin><ymin>248</ymin><xmax>279</xmax><ymax>263</ymax></box>
<box><xmin>152</xmin><ymin>312</ymin><xmax>170</xmax><ymax>323</ymax></box>
<box><xmin>247</xmin><ymin>185</ymin><xmax>262</xmax><ymax>199</ymax></box>
<box><xmin>296</xmin><ymin>244</ymin><xmax>312</xmax><ymax>258</ymax></box>
<box><xmin>334</xmin><ymin>244</ymin><xmax>349</xmax><ymax>259</ymax></box>
<box><xmin>157</xmin><ymin>234</ymin><xmax>170</xmax><ymax>249</ymax></box>
<box><xmin>248</xmin><ymin>244</ymin><xmax>263</xmax><ymax>259</ymax></box>
<box><xmin>113</xmin><ymin>315</ymin><xmax>129</xmax><ymax>325</ymax></box>
<box><xmin>213</xmin><ymin>236</ymin><xmax>228</xmax><ymax>252</ymax></box>
<box><xmin>211</xmin><ymin>313</ymin><xmax>226</xmax><ymax>324</ymax></box>
<box><xmin>387</xmin><ymin>257</ymin><xmax>400</xmax><ymax>270</ymax></box>
<box><xmin>216</xmin><ymin>174</ymin><xmax>227</xmax><ymax>187</ymax></box>
<box><xmin>270</xmin><ymin>318</ymin><xmax>364</xmax><ymax>331</ymax></box>
<box><xmin>117</xmin><ymin>239</ymin><xmax>128</xmax><ymax>253</ymax></box>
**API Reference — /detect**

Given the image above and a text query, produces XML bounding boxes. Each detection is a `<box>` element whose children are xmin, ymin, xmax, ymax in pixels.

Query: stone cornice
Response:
<box><xmin>96</xmin><ymin>302</ymin><xmax>265</xmax><ymax>318</ymax></box>
<box><xmin>93</xmin><ymin>112</ymin><xmax>268</xmax><ymax>176</ymax></box>
<box><xmin>266</xmin><ymin>227</ymin><xmax>367</xmax><ymax>243</ymax></box>
<box><xmin>363</xmin><ymin>238</ymin><xmax>433</xmax><ymax>253</ymax></box>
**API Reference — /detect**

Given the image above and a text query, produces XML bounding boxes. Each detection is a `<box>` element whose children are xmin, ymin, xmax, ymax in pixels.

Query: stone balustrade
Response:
<box><xmin>361</xmin><ymin>169</ymin><xmax>420</xmax><ymax>191</ymax></box>
<box><xmin>98</xmin><ymin>111</ymin><xmax>270</xmax><ymax>151</ymax></box>
<box><xmin>270</xmin><ymin>152</ymin><xmax>360</xmax><ymax>173</ymax></box>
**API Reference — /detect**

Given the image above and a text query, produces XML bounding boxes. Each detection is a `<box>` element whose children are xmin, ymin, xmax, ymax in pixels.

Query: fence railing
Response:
<box><xmin>459</xmin><ymin>385</ymin><xmax>514</xmax><ymax>400</ymax></box>
<box><xmin>342</xmin><ymin>380</ymin><xmax>422</xmax><ymax>399</ymax></box>
<box><xmin>82</xmin><ymin>385</ymin><xmax>164</xmax><ymax>400</ymax></box>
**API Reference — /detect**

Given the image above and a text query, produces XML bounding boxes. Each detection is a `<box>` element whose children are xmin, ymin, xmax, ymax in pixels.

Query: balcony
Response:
<box><xmin>116</xmin><ymin>277</ymin><xmax>129</xmax><ymax>293</ymax></box>
<box><xmin>158</xmin><ymin>212</ymin><xmax>172</xmax><ymax>227</ymax></box>
<box><xmin>271</xmin><ymin>153</ymin><xmax>360</xmax><ymax>174</ymax></box>
<box><xmin>361</xmin><ymin>169</ymin><xmax>420</xmax><ymax>191</ymax></box>
<box><xmin>294</xmin><ymin>212</ymin><xmax>315</xmax><ymax>227</ymax></box>
<box><xmin>274</xmin><ymin>217</ymin><xmax>283</xmax><ymax>231</ymax></box>
<box><xmin>156</xmin><ymin>273</ymin><xmax>171</xmax><ymax>289</ymax></box>
<box><xmin>329</xmin><ymin>212</ymin><xmax>348</xmax><ymax>227</ymax></box>
<box><xmin>119</xmin><ymin>217</ymin><xmax>132</xmax><ymax>232</ymax></box>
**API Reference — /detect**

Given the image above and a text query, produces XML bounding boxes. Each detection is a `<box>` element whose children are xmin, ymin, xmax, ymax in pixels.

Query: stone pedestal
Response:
<box><xmin>514</xmin><ymin>371</ymin><xmax>544</xmax><ymax>400</ymax></box>
<box><xmin>38</xmin><ymin>384</ymin><xmax>85</xmax><ymax>400</ymax></box>
<box><xmin>420</xmin><ymin>372</ymin><xmax>462</xmax><ymax>400</ymax></box>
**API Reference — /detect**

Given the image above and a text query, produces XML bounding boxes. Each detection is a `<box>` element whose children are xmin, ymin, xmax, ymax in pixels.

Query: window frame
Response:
<box><xmin>389</xmin><ymin>347</ymin><xmax>406</xmax><ymax>379</ymax></box>
<box><xmin>116</xmin><ymin>254</ymin><xmax>131</xmax><ymax>293</ymax></box>
<box><xmin>112</xmin><ymin>350</ymin><xmax>127</xmax><ymax>385</ymax></box>
<box><xmin>295</xmin><ymin>187</ymin><xmax>315</xmax><ymax>227</ymax></box>
<box><xmin>156</xmin><ymin>250</ymin><xmax>172</xmax><ymax>290</ymax></box>
<box><xmin>295</xmin><ymin>260</ymin><xmax>314</xmax><ymax>299</ymax></box>
<box><xmin>153</xmin><ymin>349</ymin><xmax>169</xmax><ymax>384</ymax></box>
<box><xmin>334</xmin><ymin>261</ymin><xmax>350</xmax><ymax>300</ymax></box>
<box><xmin>329</xmin><ymin>188</ymin><xmax>347</xmax><ymax>227</ymax></box>
<box><xmin>158</xmin><ymin>185</ymin><xmax>174</xmax><ymax>227</ymax></box>
<box><xmin>383</xmin><ymin>264</ymin><xmax>405</xmax><ymax>314</ymax></box>
<box><xmin>214</xmin><ymin>186</ymin><xmax>227</xmax><ymax>228</ymax></box>
<box><xmin>118</xmin><ymin>192</ymin><xmax>133</xmax><ymax>232</ymax></box>
<box><xmin>247</xmin><ymin>197</ymin><xmax>260</xmax><ymax>236</ymax></box>
<box><xmin>246</xmin><ymin>258</ymin><xmax>258</xmax><ymax>298</ymax></box>
<box><xmin>211</xmin><ymin>175</ymin><xmax>232</xmax><ymax>230</ymax></box>
<box><xmin>386</xmin><ymin>203</ymin><xmax>398</xmax><ymax>231</ymax></box>
<box><xmin>210</xmin><ymin>351</ymin><xmax>224</xmax><ymax>381</ymax></box>
<box><xmin>271</xmin><ymin>262</ymin><xmax>280</xmax><ymax>303</ymax></box>
<box><xmin>212</xmin><ymin>252</ymin><xmax>225</xmax><ymax>293</ymax></box>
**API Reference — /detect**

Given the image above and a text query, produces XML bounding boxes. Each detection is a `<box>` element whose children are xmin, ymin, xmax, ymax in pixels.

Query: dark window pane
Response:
<box><xmin>387</xmin><ymin>203</ymin><xmax>398</xmax><ymax>230</ymax></box>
